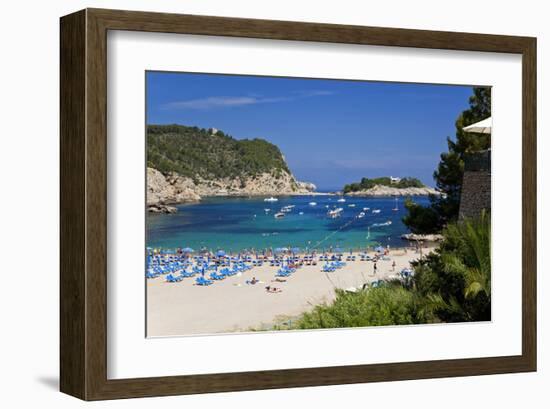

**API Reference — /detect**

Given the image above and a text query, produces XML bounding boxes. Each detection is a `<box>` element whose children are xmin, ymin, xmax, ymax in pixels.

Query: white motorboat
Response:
<box><xmin>372</xmin><ymin>209</ymin><xmax>381</xmax><ymax>214</ymax></box>
<box><xmin>308</xmin><ymin>202</ymin><xmax>317</xmax><ymax>206</ymax></box>
<box><xmin>327</xmin><ymin>208</ymin><xmax>343</xmax><ymax>218</ymax></box>
<box><xmin>372</xmin><ymin>220</ymin><xmax>392</xmax><ymax>227</ymax></box>
<box><xmin>264</xmin><ymin>197</ymin><xmax>278</xmax><ymax>202</ymax></box>
<box><xmin>337</xmin><ymin>198</ymin><xmax>346</xmax><ymax>203</ymax></box>
<box><xmin>348</xmin><ymin>204</ymin><xmax>356</xmax><ymax>207</ymax></box>
<box><xmin>274</xmin><ymin>212</ymin><xmax>285</xmax><ymax>218</ymax></box>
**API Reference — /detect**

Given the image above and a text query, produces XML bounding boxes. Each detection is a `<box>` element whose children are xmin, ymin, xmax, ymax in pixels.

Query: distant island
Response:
<box><xmin>342</xmin><ymin>176</ymin><xmax>439</xmax><ymax>197</ymax></box>
<box><xmin>147</xmin><ymin>124</ymin><xmax>315</xmax><ymax>212</ymax></box>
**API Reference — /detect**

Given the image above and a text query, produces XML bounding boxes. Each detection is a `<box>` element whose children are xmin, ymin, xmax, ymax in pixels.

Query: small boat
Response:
<box><xmin>264</xmin><ymin>208</ymin><xmax>271</xmax><ymax>212</ymax></box>
<box><xmin>264</xmin><ymin>197</ymin><xmax>278</xmax><ymax>202</ymax></box>
<box><xmin>280</xmin><ymin>205</ymin><xmax>293</xmax><ymax>213</ymax></box>
<box><xmin>274</xmin><ymin>212</ymin><xmax>285</xmax><ymax>218</ymax></box>
<box><xmin>337</xmin><ymin>197</ymin><xmax>346</xmax><ymax>203</ymax></box>
<box><xmin>372</xmin><ymin>209</ymin><xmax>381</xmax><ymax>214</ymax></box>
<box><xmin>327</xmin><ymin>208</ymin><xmax>343</xmax><ymax>218</ymax></box>
<box><xmin>357</xmin><ymin>212</ymin><xmax>365</xmax><ymax>218</ymax></box>
<box><xmin>308</xmin><ymin>202</ymin><xmax>317</xmax><ymax>206</ymax></box>
<box><xmin>348</xmin><ymin>204</ymin><xmax>356</xmax><ymax>207</ymax></box>
<box><xmin>372</xmin><ymin>220</ymin><xmax>392</xmax><ymax>227</ymax></box>
<box><xmin>363</xmin><ymin>207</ymin><xmax>370</xmax><ymax>211</ymax></box>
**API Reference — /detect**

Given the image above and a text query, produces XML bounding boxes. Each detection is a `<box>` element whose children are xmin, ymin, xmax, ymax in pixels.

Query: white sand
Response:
<box><xmin>147</xmin><ymin>247</ymin><xmax>433</xmax><ymax>337</ymax></box>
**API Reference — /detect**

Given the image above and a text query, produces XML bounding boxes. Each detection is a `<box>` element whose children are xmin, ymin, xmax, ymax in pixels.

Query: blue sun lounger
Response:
<box><xmin>276</xmin><ymin>269</ymin><xmax>291</xmax><ymax>277</ymax></box>
<box><xmin>179</xmin><ymin>270</ymin><xmax>195</xmax><ymax>278</ymax></box>
<box><xmin>209</xmin><ymin>272</ymin><xmax>225</xmax><ymax>280</ymax></box>
<box><xmin>322</xmin><ymin>263</ymin><xmax>336</xmax><ymax>272</ymax></box>
<box><xmin>166</xmin><ymin>274</ymin><xmax>183</xmax><ymax>283</ymax></box>
<box><xmin>195</xmin><ymin>276</ymin><xmax>213</xmax><ymax>286</ymax></box>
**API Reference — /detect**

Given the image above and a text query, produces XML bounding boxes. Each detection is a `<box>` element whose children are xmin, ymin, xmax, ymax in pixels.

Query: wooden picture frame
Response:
<box><xmin>60</xmin><ymin>8</ymin><xmax>537</xmax><ymax>400</ymax></box>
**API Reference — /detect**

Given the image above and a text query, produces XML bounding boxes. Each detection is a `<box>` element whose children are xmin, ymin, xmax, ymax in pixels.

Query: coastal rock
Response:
<box><xmin>147</xmin><ymin>167</ymin><xmax>317</xmax><ymax>208</ymax></box>
<box><xmin>346</xmin><ymin>184</ymin><xmax>440</xmax><ymax>197</ymax></box>
<box><xmin>401</xmin><ymin>233</ymin><xmax>444</xmax><ymax>242</ymax></box>
<box><xmin>148</xmin><ymin>204</ymin><xmax>178</xmax><ymax>214</ymax></box>
<box><xmin>295</xmin><ymin>181</ymin><xmax>317</xmax><ymax>192</ymax></box>
<box><xmin>147</xmin><ymin>167</ymin><xmax>201</xmax><ymax>211</ymax></box>
<box><xmin>192</xmin><ymin>170</ymin><xmax>315</xmax><ymax>197</ymax></box>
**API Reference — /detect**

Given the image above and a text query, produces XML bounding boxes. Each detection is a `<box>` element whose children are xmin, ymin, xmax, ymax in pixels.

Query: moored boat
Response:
<box><xmin>327</xmin><ymin>208</ymin><xmax>343</xmax><ymax>218</ymax></box>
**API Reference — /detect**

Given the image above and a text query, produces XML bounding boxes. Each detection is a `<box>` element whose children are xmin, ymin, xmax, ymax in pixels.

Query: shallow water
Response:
<box><xmin>146</xmin><ymin>195</ymin><xmax>430</xmax><ymax>253</ymax></box>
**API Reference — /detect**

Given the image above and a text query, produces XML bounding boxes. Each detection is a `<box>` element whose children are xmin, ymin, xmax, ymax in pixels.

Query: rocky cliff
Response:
<box><xmin>147</xmin><ymin>168</ymin><xmax>200</xmax><ymax>213</ymax></box>
<box><xmin>146</xmin><ymin>124</ymin><xmax>315</xmax><ymax>212</ymax></box>
<box><xmin>147</xmin><ymin>167</ymin><xmax>315</xmax><ymax>212</ymax></box>
<box><xmin>345</xmin><ymin>184</ymin><xmax>440</xmax><ymax>197</ymax></box>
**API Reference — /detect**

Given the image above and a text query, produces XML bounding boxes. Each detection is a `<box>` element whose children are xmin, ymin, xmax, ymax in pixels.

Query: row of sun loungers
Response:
<box><xmin>321</xmin><ymin>261</ymin><xmax>347</xmax><ymax>273</ymax></box>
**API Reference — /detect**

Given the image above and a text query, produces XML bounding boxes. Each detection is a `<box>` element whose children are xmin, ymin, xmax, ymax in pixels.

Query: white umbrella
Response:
<box><xmin>463</xmin><ymin>117</ymin><xmax>492</xmax><ymax>134</ymax></box>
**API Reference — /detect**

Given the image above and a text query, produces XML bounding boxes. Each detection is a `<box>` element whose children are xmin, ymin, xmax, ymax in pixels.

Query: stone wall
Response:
<box><xmin>459</xmin><ymin>170</ymin><xmax>491</xmax><ymax>219</ymax></box>
<box><xmin>459</xmin><ymin>150</ymin><xmax>491</xmax><ymax>219</ymax></box>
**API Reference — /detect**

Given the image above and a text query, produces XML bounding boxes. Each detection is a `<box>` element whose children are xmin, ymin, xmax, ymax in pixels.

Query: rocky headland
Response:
<box><xmin>345</xmin><ymin>185</ymin><xmax>440</xmax><ymax>197</ymax></box>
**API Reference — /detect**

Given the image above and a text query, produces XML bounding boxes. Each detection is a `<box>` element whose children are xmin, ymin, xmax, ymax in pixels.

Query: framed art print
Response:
<box><xmin>60</xmin><ymin>8</ymin><xmax>536</xmax><ymax>400</ymax></box>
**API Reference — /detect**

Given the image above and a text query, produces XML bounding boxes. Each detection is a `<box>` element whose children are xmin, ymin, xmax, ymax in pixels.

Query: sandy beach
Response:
<box><xmin>147</xmin><ymin>246</ymin><xmax>435</xmax><ymax>337</ymax></box>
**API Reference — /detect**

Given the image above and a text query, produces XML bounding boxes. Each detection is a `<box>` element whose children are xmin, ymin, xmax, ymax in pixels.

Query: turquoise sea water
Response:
<box><xmin>146</xmin><ymin>195</ymin><xmax>430</xmax><ymax>253</ymax></box>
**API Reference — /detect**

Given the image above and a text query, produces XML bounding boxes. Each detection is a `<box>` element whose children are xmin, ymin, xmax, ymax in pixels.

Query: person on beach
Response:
<box><xmin>373</xmin><ymin>262</ymin><xmax>378</xmax><ymax>275</ymax></box>
<box><xmin>392</xmin><ymin>260</ymin><xmax>396</xmax><ymax>271</ymax></box>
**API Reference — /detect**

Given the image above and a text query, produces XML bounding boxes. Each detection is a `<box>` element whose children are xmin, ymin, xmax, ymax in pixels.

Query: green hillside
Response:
<box><xmin>147</xmin><ymin>124</ymin><xmax>291</xmax><ymax>180</ymax></box>
<box><xmin>343</xmin><ymin>177</ymin><xmax>424</xmax><ymax>193</ymax></box>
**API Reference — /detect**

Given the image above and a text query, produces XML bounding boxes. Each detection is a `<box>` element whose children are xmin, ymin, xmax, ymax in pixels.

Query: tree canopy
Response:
<box><xmin>343</xmin><ymin>176</ymin><xmax>424</xmax><ymax>193</ymax></box>
<box><xmin>147</xmin><ymin>124</ymin><xmax>291</xmax><ymax>180</ymax></box>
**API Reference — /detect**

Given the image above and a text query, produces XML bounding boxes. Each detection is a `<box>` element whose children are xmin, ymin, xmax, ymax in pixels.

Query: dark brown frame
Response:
<box><xmin>60</xmin><ymin>8</ymin><xmax>537</xmax><ymax>400</ymax></box>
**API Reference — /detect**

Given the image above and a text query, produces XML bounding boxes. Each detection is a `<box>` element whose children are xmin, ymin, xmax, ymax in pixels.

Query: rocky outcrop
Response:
<box><xmin>147</xmin><ymin>167</ymin><xmax>315</xmax><ymax>212</ymax></box>
<box><xmin>148</xmin><ymin>204</ymin><xmax>178</xmax><ymax>214</ymax></box>
<box><xmin>295</xmin><ymin>181</ymin><xmax>317</xmax><ymax>193</ymax></box>
<box><xmin>147</xmin><ymin>168</ymin><xmax>201</xmax><ymax>212</ymax></box>
<box><xmin>346</xmin><ymin>185</ymin><xmax>440</xmax><ymax>197</ymax></box>
<box><xmin>191</xmin><ymin>171</ymin><xmax>314</xmax><ymax>197</ymax></box>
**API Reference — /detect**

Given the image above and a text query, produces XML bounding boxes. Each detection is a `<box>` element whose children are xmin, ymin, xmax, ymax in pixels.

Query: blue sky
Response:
<box><xmin>146</xmin><ymin>71</ymin><xmax>473</xmax><ymax>190</ymax></box>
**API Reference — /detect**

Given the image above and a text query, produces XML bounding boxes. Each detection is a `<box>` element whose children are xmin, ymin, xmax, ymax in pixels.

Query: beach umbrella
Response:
<box><xmin>463</xmin><ymin>117</ymin><xmax>492</xmax><ymax>134</ymax></box>
<box><xmin>182</xmin><ymin>247</ymin><xmax>194</xmax><ymax>253</ymax></box>
<box><xmin>216</xmin><ymin>250</ymin><xmax>226</xmax><ymax>257</ymax></box>
<box><xmin>374</xmin><ymin>246</ymin><xmax>384</xmax><ymax>253</ymax></box>
<box><xmin>274</xmin><ymin>247</ymin><xmax>288</xmax><ymax>253</ymax></box>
